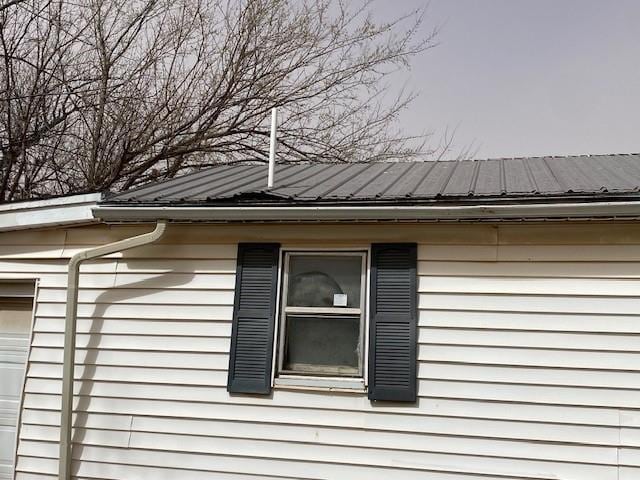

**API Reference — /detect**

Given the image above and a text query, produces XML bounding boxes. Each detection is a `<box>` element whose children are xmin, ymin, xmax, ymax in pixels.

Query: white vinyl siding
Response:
<box><xmin>2</xmin><ymin>222</ymin><xmax>640</xmax><ymax>480</ymax></box>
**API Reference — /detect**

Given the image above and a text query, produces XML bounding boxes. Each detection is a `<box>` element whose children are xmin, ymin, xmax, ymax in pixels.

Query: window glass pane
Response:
<box><xmin>287</xmin><ymin>255</ymin><xmax>362</xmax><ymax>308</ymax></box>
<box><xmin>284</xmin><ymin>314</ymin><xmax>359</xmax><ymax>375</ymax></box>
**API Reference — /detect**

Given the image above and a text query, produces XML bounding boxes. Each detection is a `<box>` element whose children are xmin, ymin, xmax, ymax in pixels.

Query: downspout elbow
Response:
<box><xmin>58</xmin><ymin>220</ymin><xmax>167</xmax><ymax>480</ymax></box>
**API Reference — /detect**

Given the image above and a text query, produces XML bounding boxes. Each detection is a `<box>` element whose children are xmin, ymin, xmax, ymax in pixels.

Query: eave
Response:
<box><xmin>0</xmin><ymin>193</ymin><xmax>102</xmax><ymax>232</ymax></box>
<box><xmin>93</xmin><ymin>199</ymin><xmax>640</xmax><ymax>223</ymax></box>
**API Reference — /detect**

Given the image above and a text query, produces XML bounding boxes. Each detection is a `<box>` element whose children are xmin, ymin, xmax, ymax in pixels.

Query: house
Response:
<box><xmin>2</xmin><ymin>154</ymin><xmax>640</xmax><ymax>480</ymax></box>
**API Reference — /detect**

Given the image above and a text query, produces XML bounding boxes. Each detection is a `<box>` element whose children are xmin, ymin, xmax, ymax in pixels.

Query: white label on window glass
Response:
<box><xmin>333</xmin><ymin>294</ymin><xmax>348</xmax><ymax>307</ymax></box>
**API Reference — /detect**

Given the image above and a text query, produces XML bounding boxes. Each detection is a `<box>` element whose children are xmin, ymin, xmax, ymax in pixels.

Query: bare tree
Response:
<box><xmin>0</xmin><ymin>0</ymin><xmax>436</xmax><ymax>201</ymax></box>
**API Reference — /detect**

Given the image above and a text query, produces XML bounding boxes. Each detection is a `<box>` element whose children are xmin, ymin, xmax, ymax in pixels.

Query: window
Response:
<box><xmin>277</xmin><ymin>252</ymin><xmax>367</xmax><ymax>379</ymax></box>
<box><xmin>227</xmin><ymin>242</ymin><xmax>417</xmax><ymax>401</ymax></box>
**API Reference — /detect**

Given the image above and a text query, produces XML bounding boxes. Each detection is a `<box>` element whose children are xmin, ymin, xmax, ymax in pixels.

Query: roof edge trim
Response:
<box><xmin>93</xmin><ymin>201</ymin><xmax>640</xmax><ymax>222</ymax></box>
<box><xmin>0</xmin><ymin>193</ymin><xmax>102</xmax><ymax>232</ymax></box>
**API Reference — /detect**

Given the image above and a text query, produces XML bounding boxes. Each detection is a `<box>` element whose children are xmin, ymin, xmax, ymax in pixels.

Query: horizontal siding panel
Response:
<box><xmin>36</xmin><ymin>288</ymin><xmax>234</xmax><ymax>305</ymax></box>
<box><xmin>62</xmin><ymin>244</ymin><xmax>237</xmax><ymax>259</ymax></box>
<box><xmin>27</xmin><ymin>364</ymin><xmax>227</xmax><ymax>386</ymax></box>
<box><xmin>17</xmin><ymin>437</ymin><xmax>617</xmax><ymax>480</ymax></box>
<box><xmin>14</xmin><ymin>446</ymin><xmax>562</xmax><ymax>480</ymax></box>
<box><xmin>112</xmin><ymin>273</ymin><xmax>234</xmax><ymax>289</ymax></box>
<box><xmin>127</xmin><ymin>432</ymin><xmax>617</xmax><ymax>479</ymax></box>
<box><xmin>32</xmin><ymin>273</ymin><xmax>235</xmax><ymax>290</ymax></box>
<box><xmin>132</xmin><ymin>415</ymin><xmax>619</xmax><ymax>451</ymax></box>
<box><xmin>0</xmin><ymin>230</ymin><xmax>67</xmax><ymax>246</ymax></box>
<box><xmin>14</xmin><ymin>456</ymin><xmax>56</xmax><ymax>475</ymax></box>
<box><xmin>0</xmin><ymin>246</ymin><xmax>65</xmax><ymax>259</ymax></box>
<box><xmin>26</xmin><ymin>351</ymin><xmax>640</xmax><ymax>392</ymax></box>
<box><xmin>418</xmin><ymin>245</ymin><xmax>498</xmax><ymax>261</ymax></box>
<box><xmin>419</xmin><ymin>327</ymin><xmax>640</xmax><ymax>352</ymax></box>
<box><xmin>19</xmin><ymin>405</ymin><xmax>618</xmax><ymax>446</ymax></box>
<box><xmin>621</xmin><ymin>411</ymin><xmax>640</xmax><ymax>427</ymax></box>
<box><xmin>34</xmin><ymin>303</ymin><xmax>233</xmax><ymax>320</ymax></box>
<box><xmin>620</xmin><ymin>467</ymin><xmax>640</xmax><ymax>480</ymax></box>
<box><xmin>32</xmin><ymin>318</ymin><xmax>231</xmax><ymax>336</ymax></box>
<box><xmin>20</xmin><ymin>424</ymin><xmax>130</xmax><ymax>448</ymax></box>
<box><xmin>130</xmin><ymin>426</ymin><xmax>615</xmax><ymax>465</ymax></box>
<box><xmin>419</xmin><ymin>310</ymin><xmax>640</xmax><ymax>333</ymax></box>
<box><xmin>419</xmin><ymin>260</ymin><xmax>640</xmax><ymax>278</ymax></box>
<box><xmin>0</xmin><ymin>259</ymin><xmax>233</xmax><ymax>275</ymax></box>
<box><xmin>20</xmin><ymin>410</ymin><xmax>132</xmax><ymax>430</ymax></box>
<box><xmin>496</xmin><ymin>223</ymin><xmax>640</xmax><ymax>245</ymax></box>
<box><xmin>419</xmin><ymin>362</ymin><xmax>640</xmax><ymax>389</ymax></box>
<box><xmin>14</xmin><ymin>473</ymin><xmax>57</xmax><ymax>480</ymax></box>
<box><xmin>38</xmin><ymin>274</ymin><xmax>114</xmax><ymax>289</ymax></box>
<box><xmin>418</xmin><ymin>379</ymin><xmax>640</xmax><ymax>408</ymax></box>
<box><xmin>28</xmin><ymin>348</ymin><xmax>228</xmax><ymax>369</ymax></box>
<box><xmin>16</xmin><ymin>468</ymin><xmax>295</xmax><ymax>480</ymax></box>
<box><xmin>0</xmin><ymin>260</ymin><xmax>68</xmax><ymax>273</ymax></box>
<box><xmin>419</xmin><ymin>275</ymin><xmax>640</xmax><ymax>296</ymax></box>
<box><xmin>20</xmin><ymin>392</ymin><xmax>623</xmax><ymax>426</ymax></box>
<box><xmin>22</xmin><ymin>377</ymin><xmax>640</xmax><ymax>408</ymax></box>
<box><xmin>621</xmin><ymin>428</ymin><xmax>640</xmax><ymax>447</ymax></box>
<box><xmin>420</xmin><ymin>293</ymin><xmax>640</xmax><ymax>314</ymax></box>
<box><xmin>114</xmin><ymin>259</ymin><xmax>237</xmax><ymax>274</ymax></box>
<box><xmin>30</xmin><ymin>333</ymin><xmax>229</xmax><ymax>352</ymax></box>
<box><xmin>19</xmin><ymin>421</ymin><xmax>616</xmax><ymax>467</ymax></box>
<box><xmin>420</xmin><ymin>344</ymin><xmax>640</xmax><ymax>370</ymax></box>
<box><xmin>72</xmin><ymin>463</ymin><xmax>313</xmax><ymax>480</ymax></box>
<box><xmin>497</xmin><ymin>244</ymin><xmax>640</xmax><ymax>261</ymax></box>
<box><xmin>620</xmin><ymin>448</ymin><xmax>640</xmax><ymax>466</ymax></box>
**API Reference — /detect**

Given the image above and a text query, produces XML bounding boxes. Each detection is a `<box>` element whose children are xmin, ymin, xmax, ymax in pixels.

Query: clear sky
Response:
<box><xmin>378</xmin><ymin>0</ymin><xmax>640</xmax><ymax>159</ymax></box>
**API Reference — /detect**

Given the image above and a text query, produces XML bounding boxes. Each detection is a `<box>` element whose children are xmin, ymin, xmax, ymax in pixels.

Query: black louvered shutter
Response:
<box><xmin>368</xmin><ymin>243</ymin><xmax>417</xmax><ymax>402</ymax></box>
<box><xmin>227</xmin><ymin>243</ymin><xmax>280</xmax><ymax>394</ymax></box>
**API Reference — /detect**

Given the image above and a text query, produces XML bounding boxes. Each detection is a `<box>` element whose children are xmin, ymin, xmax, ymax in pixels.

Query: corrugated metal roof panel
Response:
<box><xmin>441</xmin><ymin>160</ymin><xmax>476</xmax><ymax>196</ymax></box>
<box><xmin>382</xmin><ymin>162</ymin><xmax>432</xmax><ymax>198</ymax></box>
<box><xmin>104</xmin><ymin>153</ymin><xmax>640</xmax><ymax>205</ymax></box>
<box><xmin>524</xmin><ymin>157</ymin><xmax>560</xmax><ymax>194</ymax></box>
<box><xmin>614</xmin><ymin>156</ymin><xmax>640</xmax><ymax>190</ymax></box>
<box><xmin>412</xmin><ymin>161</ymin><xmax>457</xmax><ymax>197</ymax></box>
<box><xmin>473</xmin><ymin>160</ymin><xmax>501</xmax><ymax>196</ymax></box>
<box><xmin>354</xmin><ymin>163</ymin><xmax>411</xmax><ymax>198</ymax></box>
<box><xmin>505</xmin><ymin>158</ymin><xmax>535</xmax><ymax>194</ymax></box>
<box><xmin>323</xmin><ymin>163</ymin><xmax>387</xmax><ymax>198</ymax></box>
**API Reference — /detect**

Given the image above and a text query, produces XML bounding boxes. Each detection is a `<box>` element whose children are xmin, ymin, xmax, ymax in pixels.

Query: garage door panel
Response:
<box><xmin>0</xmin><ymin>292</ymin><xmax>34</xmax><ymax>480</ymax></box>
<box><xmin>0</xmin><ymin>365</ymin><xmax>25</xmax><ymax>397</ymax></box>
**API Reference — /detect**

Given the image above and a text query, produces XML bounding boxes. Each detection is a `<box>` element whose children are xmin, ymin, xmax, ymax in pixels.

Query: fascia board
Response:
<box><xmin>93</xmin><ymin>201</ymin><xmax>640</xmax><ymax>222</ymax></box>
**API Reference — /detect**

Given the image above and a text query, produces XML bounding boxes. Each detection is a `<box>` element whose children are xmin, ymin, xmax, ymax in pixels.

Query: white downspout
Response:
<box><xmin>58</xmin><ymin>220</ymin><xmax>168</xmax><ymax>480</ymax></box>
<box><xmin>267</xmin><ymin>107</ymin><xmax>277</xmax><ymax>189</ymax></box>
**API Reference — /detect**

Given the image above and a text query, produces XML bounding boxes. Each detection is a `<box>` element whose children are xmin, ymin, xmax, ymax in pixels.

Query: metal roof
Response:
<box><xmin>104</xmin><ymin>154</ymin><xmax>640</xmax><ymax>206</ymax></box>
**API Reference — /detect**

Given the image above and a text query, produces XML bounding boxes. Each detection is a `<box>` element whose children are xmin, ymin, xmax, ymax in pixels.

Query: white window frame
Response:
<box><xmin>273</xmin><ymin>249</ymin><xmax>368</xmax><ymax>391</ymax></box>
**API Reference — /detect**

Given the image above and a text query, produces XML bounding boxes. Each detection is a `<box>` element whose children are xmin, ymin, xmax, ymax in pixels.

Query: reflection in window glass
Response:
<box><xmin>284</xmin><ymin>314</ymin><xmax>360</xmax><ymax>375</ymax></box>
<box><xmin>287</xmin><ymin>255</ymin><xmax>362</xmax><ymax>308</ymax></box>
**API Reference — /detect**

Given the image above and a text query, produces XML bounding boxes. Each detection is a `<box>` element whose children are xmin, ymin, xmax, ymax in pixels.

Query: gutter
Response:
<box><xmin>59</xmin><ymin>221</ymin><xmax>168</xmax><ymax>480</ymax></box>
<box><xmin>93</xmin><ymin>200</ymin><xmax>640</xmax><ymax>222</ymax></box>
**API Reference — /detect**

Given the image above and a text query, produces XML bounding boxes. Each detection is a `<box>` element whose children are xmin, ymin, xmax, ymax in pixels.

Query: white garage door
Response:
<box><xmin>0</xmin><ymin>284</ymin><xmax>34</xmax><ymax>480</ymax></box>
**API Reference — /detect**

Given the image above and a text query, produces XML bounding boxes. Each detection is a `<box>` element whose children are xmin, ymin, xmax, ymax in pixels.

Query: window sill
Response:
<box><xmin>274</xmin><ymin>375</ymin><xmax>366</xmax><ymax>393</ymax></box>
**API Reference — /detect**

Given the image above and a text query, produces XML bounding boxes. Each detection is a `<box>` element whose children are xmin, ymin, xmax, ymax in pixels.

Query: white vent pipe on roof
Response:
<box><xmin>267</xmin><ymin>107</ymin><xmax>277</xmax><ymax>189</ymax></box>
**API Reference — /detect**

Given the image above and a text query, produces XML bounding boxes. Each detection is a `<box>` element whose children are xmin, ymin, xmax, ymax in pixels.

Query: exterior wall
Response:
<box><xmin>3</xmin><ymin>222</ymin><xmax>640</xmax><ymax>480</ymax></box>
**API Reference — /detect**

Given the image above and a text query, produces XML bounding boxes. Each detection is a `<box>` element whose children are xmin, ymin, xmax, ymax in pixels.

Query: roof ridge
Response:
<box><xmin>196</xmin><ymin>152</ymin><xmax>640</xmax><ymax>167</ymax></box>
<box><xmin>473</xmin><ymin>152</ymin><xmax>640</xmax><ymax>163</ymax></box>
